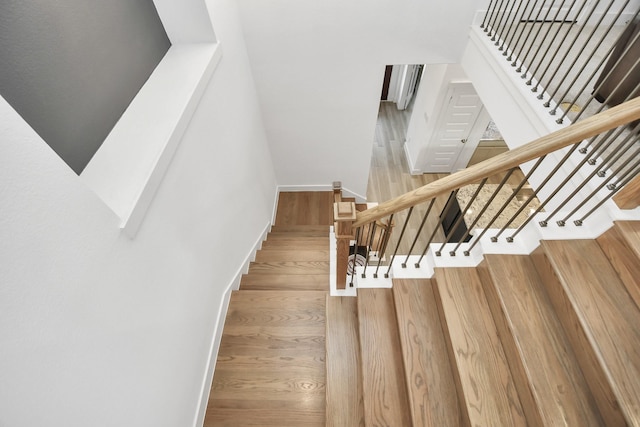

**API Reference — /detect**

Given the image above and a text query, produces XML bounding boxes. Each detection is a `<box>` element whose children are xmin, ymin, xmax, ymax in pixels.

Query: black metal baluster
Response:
<box><xmin>452</xmin><ymin>169</ymin><xmax>517</xmax><ymax>255</ymax></box>
<box><xmin>512</xmin><ymin>0</ymin><xmax>545</xmax><ymax>68</ymax></box>
<box><xmin>531</xmin><ymin>0</ymin><xmax>583</xmax><ymax>94</ymax></box>
<box><xmin>518</xmin><ymin>0</ymin><xmax>561</xmax><ymax>78</ymax></box>
<box><xmin>567</xmin><ymin>13</ymin><xmax>640</xmax><ymax>123</ymax></box>
<box><xmin>540</xmin><ymin>127</ymin><xmax>640</xmax><ymax>225</ymax></box>
<box><xmin>436</xmin><ymin>179</ymin><xmax>488</xmax><ymax>256</ymax></box>
<box><xmin>484</xmin><ymin>0</ymin><xmax>498</xmax><ymax>30</ymax></box>
<box><xmin>540</xmin><ymin>1</ymin><xmax>599</xmax><ymax>106</ymax></box>
<box><xmin>546</xmin><ymin>0</ymin><xmax>616</xmax><ymax>112</ymax></box>
<box><xmin>568</xmin><ymin>147</ymin><xmax>640</xmax><ymax>224</ymax></box>
<box><xmin>384</xmin><ymin>207</ymin><xmax>414</xmax><ymax>278</ymax></box>
<box><xmin>552</xmin><ymin>0</ymin><xmax>631</xmax><ymax>121</ymax></box>
<box><xmin>525</xmin><ymin>0</ymin><xmax>573</xmax><ymax>85</ymax></box>
<box><xmin>466</xmin><ymin>157</ymin><xmax>546</xmax><ymax>249</ymax></box>
<box><xmin>495</xmin><ymin>143</ymin><xmax>585</xmax><ymax>240</ymax></box>
<box><xmin>361</xmin><ymin>221</ymin><xmax>376</xmax><ymax>279</ymax></box>
<box><xmin>417</xmin><ymin>190</ymin><xmax>459</xmax><ymax>263</ymax></box>
<box><xmin>373</xmin><ymin>214</ymin><xmax>393</xmax><ymax>279</ymax></box>
<box><xmin>492</xmin><ymin>0</ymin><xmax>510</xmax><ymax>41</ymax></box>
<box><xmin>401</xmin><ymin>199</ymin><xmax>436</xmax><ymax>268</ymax></box>
<box><xmin>501</xmin><ymin>1</ymin><xmax>526</xmax><ymax>54</ymax></box>
<box><xmin>349</xmin><ymin>227</ymin><xmax>361</xmax><ymax>287</ymax></box>
<box><xmin>575</xmin><ymin>159</ymin><xmax>640</xmax><ymax>225</ymax></box>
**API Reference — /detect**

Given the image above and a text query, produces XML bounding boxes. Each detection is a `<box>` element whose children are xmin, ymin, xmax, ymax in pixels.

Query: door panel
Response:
<box><xmin>423</xmin><ymin>83</ymin><xmax>484</xmax><ymax>173</ymax></box>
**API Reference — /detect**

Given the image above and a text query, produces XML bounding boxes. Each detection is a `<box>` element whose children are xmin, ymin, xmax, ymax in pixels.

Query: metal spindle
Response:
<box><xmin>552</xmin><ymin>0</ymin><xmax>631</xmax><ymax>121</ymax></box>
<box><xmin>576</xmin><ymin>161</ymin><xmax>640</xmax><ymax>225</ymax></box>
<box><xmin>525</xmin><ymin>0</ymin><xmax>574</xmax><ymax>85</ymax></box>
<box><xmin>401</xmin><ymin>199</ymin><xmax>436</xmax><ymax>268</ymax></box>
<box><xmin>518</xmin><ymin>0</ymin><xmax>561</xmax><ymax>78</ymax></box>
<box><xmin>384</xmin><ymin>207</ymin><xmax>414</xmax><ymax>278</ymax></box>
<box><xmin>496</xmin><ymin>142</ymin><xmax>584</xmax><ymax>240</ymax></box>
<box><xmin>540</xmin><ymin>127</ymin><xmax>640</xmax><ymax>224</ymax></box>
<box><xmin>480</xmin><ymin>0</ymin><xmax>498</xmax><ymax>33</ymax></box>
<box><xmin>349</xmin><ymin>227</ymin><xmax>361</xmax><ymax>287</ymax></box>
<box><xmin>564</xmin><ymin>147</ymin><xmax>640</xmax><ymax>224</ymax></box>
<box><xmin>466</xmin><ymin>156</ymin><xmax>546</xmax><ymax>250</ymax></box>
<box><xmin>567</xmin><ymin>17</ymin><xmax>640</xmax><ymax>123</ymax></box>
<box><xmin>501</xmin><ymin>0</ymin><xmax>526</xmax><ymax>54</ymax></box>
<box><xmin>490</xmin><ymin>0</ymin><xmax>509</xmax><ymax>39</ymax></box>
<box><xmin>512</xmin><ymin>0</ymin><xmax>546</xmax><ymax>69</ymax></box>
<box><xmin>437</xmin><ymin>179</ymin><xmax>488</xmax><ymax>256</ymax></box>
<box><xmin>546</xmin><ymin>0</ymin><xmax>616</xmax><ymax>112</ymax></box>
<box><xmin>492</xmin><ymin>0</ymin><xmax>510</xmax><ymax>41</ymax></box>
<box><xmin>416</xmin><ymin>190</ymin><xmax>459</xmax><ymax>264</ymax></box>
<box><xmin>373</xmin><ymin>214</ymin><xmax>393</xmax><ymax>278</ymax></box>
<box><xmin>533</xmin><ymin>1</ymin><xmax>590</xmax><ymax>96</ymax></box>
<box><xmin>587</xmin><ymin>125</ymin><xmax>632</xmax><ymax>167</ymax></box>
<box><xmin>361</xmin><ymin>221</ymin><xmax>376</xmax><ymax>279</ymax></box>
<box><xmin>453</xmin><ymin>169</ymin><xmax>516</xmax><ymax>255</ymax></box>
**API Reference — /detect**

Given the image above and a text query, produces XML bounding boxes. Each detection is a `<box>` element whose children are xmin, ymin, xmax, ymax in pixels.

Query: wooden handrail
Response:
<box><xmin>354</xmin><ymin>97</ymin><xmax>640</xmax><ymax>228</ymax></box>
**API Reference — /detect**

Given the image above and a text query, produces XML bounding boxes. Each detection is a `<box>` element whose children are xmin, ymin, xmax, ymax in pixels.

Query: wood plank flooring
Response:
<box><xmin>357</xmin><ymin>288</ymin><xmax>412</xmax><ymax>427</ymax></box>
<box><xmin>479</xmin><ymin>255</ymin><xmax>603</xmax><ymax>426</ymax></box>
<box><xmin>207</xmin><ymin>291</ymin><xmax>326</xmax><ymax>426</ymax></box>
<box><xmin>275</xmin><ymin>191</ymin><xmax>334</xmax><ymax>226</ymax></box>
<box><xmin>392</xmin><ymin>279</ymin><xmax>461</xmax><ymax>427</ymax></box>
<box><xmin>534</xmin><ymin>239</ymin><xmax>640</xmax><ymax>426</ymax></box>
<box><xmin>205</xmin><ymin>193</ymin><xmax>333</xmax><ymax>426</ymax></box>
<box><xmin>434</xmin><ymin>267</ymin><xmax>527</xmax><ymax>426</ymax></box>
<box><xmin>325</xmin><ymin>296</ymin><xmax>365</xmax><ymax>427</ymax></box>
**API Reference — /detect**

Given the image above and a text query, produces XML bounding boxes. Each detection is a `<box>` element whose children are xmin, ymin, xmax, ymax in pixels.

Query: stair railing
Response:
<box><xmin>333</xmin><ymin>96</ymin><xmax>640</xmax><ymax>289</ymax></box>
<box><xmin>481</xmin><ymin>0</ymin><xmax>640</xmax><ymax>125</ymax></box>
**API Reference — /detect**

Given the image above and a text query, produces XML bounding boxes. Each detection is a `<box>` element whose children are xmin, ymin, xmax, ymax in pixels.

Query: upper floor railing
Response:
<box><xmin>333</xmin><ymin>97</ymin><xmax>640</xmax><ymax>289</ymax></box>
<box><xmin>481</xmin><ymin>0</ymin><xmax>640</xmax><ymax>124</ymax></box>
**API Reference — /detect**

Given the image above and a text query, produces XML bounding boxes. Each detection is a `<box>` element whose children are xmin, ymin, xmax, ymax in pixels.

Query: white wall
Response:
<box><xmin>236</xmin><ymin>0</ymin><xmax>485</xmax><ymax>198</ymax></box>
<box><xmin>0</xmin><ymin>0</ymin><xmax>277</xmax><ymax>426</ymax></box>
<box><xmin>405</xmin><ymin>64</ymin><xmax>472</xmax><ymax>173</ymax></box>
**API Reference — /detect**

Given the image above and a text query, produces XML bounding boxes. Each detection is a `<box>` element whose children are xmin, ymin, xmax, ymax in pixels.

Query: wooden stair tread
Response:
<box><xmin>434</xmin><ymin>267</ymin><xmax>526</xmax><ymax>426</ymax></box>
<box><xmin>392</xmin><ymin>279</ymin><xmax>461</xmax><ymax>427</ymax></box>
<box><xmin>615</xmin><ymin>220</ymin><xmax>640</xmax><ymax>259</ymax></box>
<box><xmin>535</xmin><ymin>239</ymin><xmax>640</xmax><ymax>426</ymax></box>
<box><xmin>274</xmin><ymin>191</ymin><xmax>334</xmax><ymax>227</ymax></box>
<box><xmin>480</xmin><ymin>255</ymin><xmax>603</xmax><ymax>426</ymax></box>
<box><xmin>207</xmin><ymin>290</ymin><xmax>326</xmax><ymax>426</ymax></box>
<box><xmin>268</xmin><ymin>230</ymin><xmax>329</xmax><ymax>238</ymax></box>
<box><xmin>357</xmin><ymin>288</ymin><xmax>412</xmax><ymax>426</ymax></box>
<box><xmin>254</xmin><ymin>249</ymin><xmax>329</xmax><ymax>263</ymax></box>
<box><xmin>240</xmin><ymin>274</ymin><xmax>328</xmax><ymax>291</ymax></box>
<box><xmin>261</xmin><ymin>239</ymin><xmax>328</xmax><ymax>249</ymax></box>
<box><xmin>248</xmin><ymin>261</ymin><xmax>329</xmax><ymax>275</ymax></box>
<box><xmin>266</xmin><ymin>234</ymin><xmax>328</xmax><ymax>242</ymax></box>
<box><xmin>597</xmin><ymin>223</ymin><xmax>640</xmax><ymax>310</ymax></box>
<box><xmin>325</xmin><ymin>296</ymin><xmax>364</xmax><ymax>427</ymax></box>
<box><xmin>270</xmin><ymin>225</ymin><xmax>330</xmax><ymax>233</ymax></box>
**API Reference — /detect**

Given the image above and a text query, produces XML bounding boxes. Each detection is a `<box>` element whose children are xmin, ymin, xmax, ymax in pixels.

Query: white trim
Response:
<box><xmin>277</xmin><ymin>184</ymin><xmax>367</xmax><ymax>203</ymax></box>
<box><xmin>403</xmin><ymin>140</ymin><xmax>422</xmax><ymax>175</ymax></box>
<box><xmin>81</xmin><ymin>44</ymin><xmax>222</xmax><ymax>238</ymax></box>
<box><xmin>192</xmin><ymin>221</ymin><xmax>271</xmax><ymax>427</ymax></box>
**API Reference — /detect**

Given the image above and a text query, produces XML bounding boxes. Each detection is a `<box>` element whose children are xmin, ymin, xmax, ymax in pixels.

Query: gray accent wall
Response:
<box><xmin>0</xmin><ymin>0</ymin><xmax>171</xmax><ymax>174</ymax></box>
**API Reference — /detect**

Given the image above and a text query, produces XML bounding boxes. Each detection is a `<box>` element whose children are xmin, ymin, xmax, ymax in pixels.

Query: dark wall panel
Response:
<box><xmin>0</xmin><ymin>0</ymin><xmax>171</xmax><ymax>174</ymax></box>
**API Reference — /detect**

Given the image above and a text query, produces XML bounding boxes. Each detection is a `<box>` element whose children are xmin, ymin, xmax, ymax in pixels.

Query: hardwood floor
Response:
<box><xmin>205</xmin><ymin>193</ymin><xmax>332</xmax><ymax>426</ymax></box>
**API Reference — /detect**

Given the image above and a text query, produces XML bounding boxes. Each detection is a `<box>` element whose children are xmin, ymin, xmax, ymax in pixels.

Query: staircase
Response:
<box><xmin>326</xmin><ymin>220</ymin><xmax>640</xmax><ymax>426</ymax></box>
<box><xmin>205</xmin><ymin>224</ymin><xmax>330</xmax><ymax>426</ymax></box>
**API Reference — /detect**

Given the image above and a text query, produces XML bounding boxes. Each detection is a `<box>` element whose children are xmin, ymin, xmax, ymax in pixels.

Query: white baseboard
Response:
<box><xmin>192</xmin><ymin>221</ymin><xmax>270</xmax><ymax>427</ymax></box>
<box><xmin>403</xmin><ymin>140</ymin><xmax>422</xmax><ymax>175</ymax></box>
<box><xmin>276</xmin><ymin>184</ymin><xmax>367</xmax><ymax>203</ymax></box>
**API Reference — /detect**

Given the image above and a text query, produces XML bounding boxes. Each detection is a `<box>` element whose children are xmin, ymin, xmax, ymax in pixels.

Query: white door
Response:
<box><xmin>423</xmin><ymin>82</ymin><xmax>485</xmax><ymax>173</ymax></box>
